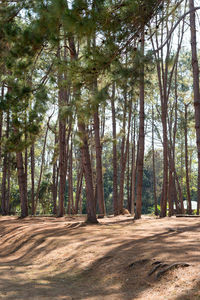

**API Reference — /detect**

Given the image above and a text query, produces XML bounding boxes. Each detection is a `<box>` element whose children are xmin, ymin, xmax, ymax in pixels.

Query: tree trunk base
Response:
<box><xmin>85</xmin><ymin>217</ymin><xmax>99</xmax><ymax>224</ymax></box>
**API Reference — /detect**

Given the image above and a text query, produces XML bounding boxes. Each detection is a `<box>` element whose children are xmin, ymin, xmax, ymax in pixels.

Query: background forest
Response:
<box><xmin>0</xmin><ymin>0</ymin><xmax>200</xmax><ymax>222</ymax></box>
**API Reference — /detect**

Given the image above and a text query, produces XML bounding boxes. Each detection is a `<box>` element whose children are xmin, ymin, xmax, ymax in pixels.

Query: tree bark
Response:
<box><xmin>16</xmin><ymin>151</ymin><xmax>28</xmax><ymax>217</ymax></box>
<box><xmin>135</xmin><ymin>31</ymin><xmax>145</xmax><ymax>220</ymax></box>
<box><xmin>30</xmin><ymin>144</ymin><xmax>35</xmax><ymax>215</ymax></box>
<box><xmin>184</xmin><ymin>104</ymin><xmax>192</xmax><ymax>214</ymax></box>
<box><xmin>189</xmin><ymin>0</ymin><xmax>200</xmax><ymax>214</ymax></box>
<box><xmin>78</xmin><ymin>121</ymin><xmax>98</xmax><ymax>223</ymax></box>
<box><xmin>152</xmin><ymin>106</ymin><xmax>158</xmax><ymax>216</ymax></box>
<box><xmin>93</xmin><ymin>108</ymin><xmax>105</xmax><ymax>216</ymax></box>
<box><xmin>111</xmin><ymin>83</ymin><xmax>118</xmax><ymax>215</ymax></box>
<box><xmin>34</xmin><ymin>121</ymin><xmax>49</xmax><ymax>214</ymax></box>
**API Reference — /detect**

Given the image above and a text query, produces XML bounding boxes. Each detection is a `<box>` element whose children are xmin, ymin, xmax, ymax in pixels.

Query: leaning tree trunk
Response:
<box><xmin>189</xmin><ymin>0</ymin><xmax>200</xmax><ymax>214</ymax></box>
<box><xmin>135</xmin><ymin>31</ymin><xmax>145</xmax><ymax>220</ymax></box>
<box><xmin>78</xmin><ymin>121</ymin><xmax>98</xmax><ymax>223</ymax></box>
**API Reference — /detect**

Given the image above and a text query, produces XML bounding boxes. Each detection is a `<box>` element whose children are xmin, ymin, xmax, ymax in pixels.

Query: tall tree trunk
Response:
<box><xmin>184</xmin><ymin>104</ymin><xmax>192</xmax><ymax>214</ymax></box>
<box><xmin>75</xmin><ymin>166</ymin><xmax>83</xmax><ymax>214</ymax></box>
<box><xmin>152</xmin><ymin>106</ymin><xmax>158</xmax><ymax>216</ymax></box>
<box><xmin>52</xmin><ymin>132</ymin><xmax>58</xmax><ymax>215</ymax></box>
<box><xmin>130</xmin><ymin>107</ymin><xmax>137</xmax><ymax>215</ymax></box>
<box><xmin>0</xmin><ymin>85</ymin><xmax>4</xmax><ymax>164</ymax></box>
<box><xmin>93</xmin><ymin>108</ymin><xmax>105</xmax><ymax>216</ymax></box>
<box><xmin>160</xmin><ymin>100</ymin><xmax>168</xmax><ymax>217</ymax></box>
<box><xmin>68</xmin><ymin>137</ymin><xmax>74</xmax><ymax>214</ymax></box>
<box><xmin>34</xmin><ymin>120</ymin><xmax>49</xmax><ymax>214</ymax></box>
<box><xmin>1</xmin><ymin>151</ymin><xmax>7</xmax><ymax>215</ymax></box>
<box><xmin>30</xmin><ymin>144</ymin><xmax>35</xmax><ymax>215</ymax></box>
<box><xmin>189</xmin><ymin>0</ymin><xmax>200</xmax><ymax>214</ymax></box>
<box><xmin>111</xmin><ymin>83</ymin><xmax>118</xmax><ymax>215</ymax></box>
<box><xmin>118</xmin><ymin>87</ymin><xmax>128</xmax><ymax>214</ymax></box>
<box><xmin>78</xmin><ymin>121</ymin><xmax>98</xmax><ymax>223</ymax></box>
<box><xmin>135</xmin><ymin>31</ymin><xmax>145</xmax><ymax>220</ymax></box>
<box><xmin>2</xmin><ymin>110</ymin><xmax>10</xmax><ymax>215</ymax></box>
<box><xmin>16</xmin><ymin>151</ymin><xmax>28</xmax><ymax>217</ymax></box>
<box><xmin>6</xmin><ymin>152</ymin><xmax>10</xmax><ymax>214</ymax></box>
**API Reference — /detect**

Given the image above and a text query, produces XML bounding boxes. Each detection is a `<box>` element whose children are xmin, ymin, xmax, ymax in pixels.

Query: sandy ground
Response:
<box><xmin>0</xmin><ymin>215</ymin><xmax>200</xmax><ymax>300</ymax></box>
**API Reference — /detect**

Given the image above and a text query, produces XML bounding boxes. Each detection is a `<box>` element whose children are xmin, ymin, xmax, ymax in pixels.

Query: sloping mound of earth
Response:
<box><xmin>0</xmin><ymin>215</ymin><xmax>200</xmax><ymax>299</ymax></box>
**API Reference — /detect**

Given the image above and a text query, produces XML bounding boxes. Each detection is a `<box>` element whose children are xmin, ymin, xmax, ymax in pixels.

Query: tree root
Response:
<box><xmin>148</xmin><ymin>262</ymin><xmax>169</xmax><ymax>276</ymax></box>
<box><xmin>128</xmin><ymin>259</ymin><xmax>150</xmax><ymax>268</ymax></box>
<box><xmin>156</xmin><ymin>262</ymin><xmax>190</xmax><ymax>279</ymax></box>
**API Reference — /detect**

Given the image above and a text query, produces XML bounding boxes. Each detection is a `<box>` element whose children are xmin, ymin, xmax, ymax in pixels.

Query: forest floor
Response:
<box><xmin>0</xmin><ymin>215</ymin><xmax>200</xmax><ymax>300</ymax></box>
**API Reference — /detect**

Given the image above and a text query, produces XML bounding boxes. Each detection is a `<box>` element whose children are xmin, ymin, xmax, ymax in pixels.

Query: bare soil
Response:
<box><xmin>0</xmin><ymin>215</ymin><xmax>200</xmax><ymax>300</ymax></box>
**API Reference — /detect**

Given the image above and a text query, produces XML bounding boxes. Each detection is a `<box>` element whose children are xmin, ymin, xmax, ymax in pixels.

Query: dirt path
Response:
<box><xmin>0</xmin><ymin>215</ymin><xmax>200</xmax><ymax>300</ymax></box>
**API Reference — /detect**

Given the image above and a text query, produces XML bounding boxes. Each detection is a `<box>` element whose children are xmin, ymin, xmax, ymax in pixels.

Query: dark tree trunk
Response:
<box><xmin>184</xmin><ymin>104</ymin><xmax>192</xmax><ymax>214</ymax></box>
<box><xmin>16</xmin><ymin>152</ymin><xmax>28</xmax><ymax>217</ymax></box>
<box><xmin>160</xmin><ymin>101</ymin><xmax>168</xmax><ymax>218</ymax></box>
<box><xmin>30</xmin><ymin>144</ymin><xmax>35</xmax><ymax>215</ymax></box>
<box><xmin>130</xmin><ymin>107</ymin><xmax>137</xmax><ymax>215</ymax></box>
<box><xmin>75</xmin><ymin>166</ymin><xmax>83</xmax><ymax>214</ymax></box>
<box><xmin>189</xmin><ymin>0</ymin><xmax>200</xmax><ymax>214</ymax></box>
<box><xmin>94</xmin><ymin>108</ymin><xmax>105</xmax><ymax>216</ymax></box>
<box><xmin>6</xmin><ymin>152</ymin><xmax>11</xmax><ymax>214</ymax></box>
<box><xmin>118</xmin><ymin>90</ymin><xmax>127</xmax><ymax>214</ymax></box>
<box><xmin>2</xmin><ymin>110</ymin><xmax>10</xmax><ymax>215</ymax></box>
<box><xmin>1</xmin><ymin>151</ymin><xmax>7</xmax><ymax>215</ymax></box>
<box><xmin>111</xmin><ymin>83</ymin><xmax>118</xmax><ymax>215</ymax></box>
<box><xmin>78</xmin><ymin>121</ymin><xmax>98</xmax><ymax>223</ymax></box>
<box><xmin>152</xmin><ymin>106</ymin><xmax>158</xmax><ymax>216</ymax></box>
<box><xmin>135</xmin><ymin>32</ymin><xmax>145</xmax><ymax>220</ymax></box>
<box><xmin>68</xmin><ymin>137</ymin><xmax>74</xmax><ymax>214</ymax></box>
<box><xmin>52</xmin><ymin>130</ymin><xmax>58</xmax><ymax>215</ymax></box>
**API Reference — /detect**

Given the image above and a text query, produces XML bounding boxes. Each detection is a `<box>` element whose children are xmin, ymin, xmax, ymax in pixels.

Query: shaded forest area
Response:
<box><xmin>0</xmin><ymin>0</ymin><xmax>200</xmax><ymax>222</ymax></box>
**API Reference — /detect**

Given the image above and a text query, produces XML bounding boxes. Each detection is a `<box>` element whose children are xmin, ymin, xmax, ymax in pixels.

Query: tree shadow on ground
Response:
<box><xmin>0</xmin><ymin>217</ymin><xmax>200</xmax><ymax>299</ymax></box>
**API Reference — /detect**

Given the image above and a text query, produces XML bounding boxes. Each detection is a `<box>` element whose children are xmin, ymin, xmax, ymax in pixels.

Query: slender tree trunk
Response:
<box><xmin>111</xmin><ymin>83</ymin><xmax>118</xmax><ymax>215</ymax></box>
<box><xmin>30</xmin><ymin>144</ymin><xmax>35</xmax><ymax>215</ymax></box>
<box><xmin>118</xmin><ymin>88</ymin><xmax>128</xmax><ymax>214</ymax></box>
<box><xmin>6</xmin><ymin>152</ymin><xmax>10</xmax><ymax>214</ymax></box>
<box><xmin>135</xmin><ymin>32</ymin><xmax>145</xmax><ymax>220</ymax></box>
<box><xmin>16</xmin><ymin>151</ymin><xmax>28</xmax><ymax>217</ymax></box>
<box><xmin>93</xmin><ymin>108</ymin><xmax>105</xmax><ymax>216</ymax></box>
<box><xmin>189</xmin><ymin>0</ymin><xmax>200</xmax><ymax>214</ymax></box>
<box><xmin>1</xmin><ymin>151</ymin><xmax>7</xmax><ymax>215</ymax></box>
<box><xmin>75</xmin><ymin>166</ymin><xmax>83</xmax><ymax>214</ymax></box>
<box><xmin>52</xmin><ymin>162</ymin><xmax>57</xmax><ymax>215</ymax></box>
<box><xmin>52</xmin><ymin>130</ymin><xmax>58</xmax><ymax>215</ymax></box>
<box><xmin>2</xmin><ymin>110</ymin><xmax>10</xmax><ymax>215</ymax></box>
<box><xmin>160</xmin><ymin>98</ymin><xmax>168</xmax><ymax>218</ymax></box>
<box><xmin>78</xmin><ymin>121</ymin><xmax>98</xmax><ymax>223</ymax></box>
<box><xmin>127</xmin><ymin>137</ymin><xmax>131</xmax><ymax>212</ymax></box>
<box><xmin>168</xmin><ymin>168</ymin><xmax>173</xmax><ymax>216</ymax></box>
<box><xmin>0</xmin><ymin>85</ymin><xmax>4</xmax><ymax>164</ymax></box>
<box><xmin>152</xmin><ymin>106</ymin><xmax>158</xmax><ymax>216</ymax></box>
<box><xmin>130</xmin><ymin>107</ymin><xmax>136</xmax><ymax>215</ymax></box>
<box><xmin>184</xmin><ymin>104</ymin><xmax>192</xmax><ymax>214</ymax></box>
<box><xmin>34</xmin><ymin>121</ymin><xmax>49</xmax><ymax>214</ymax></box>
<box><xmin>68</xmin><ymin>137</ymin><xmax>74</xmax><ymax>214</ymax></box>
